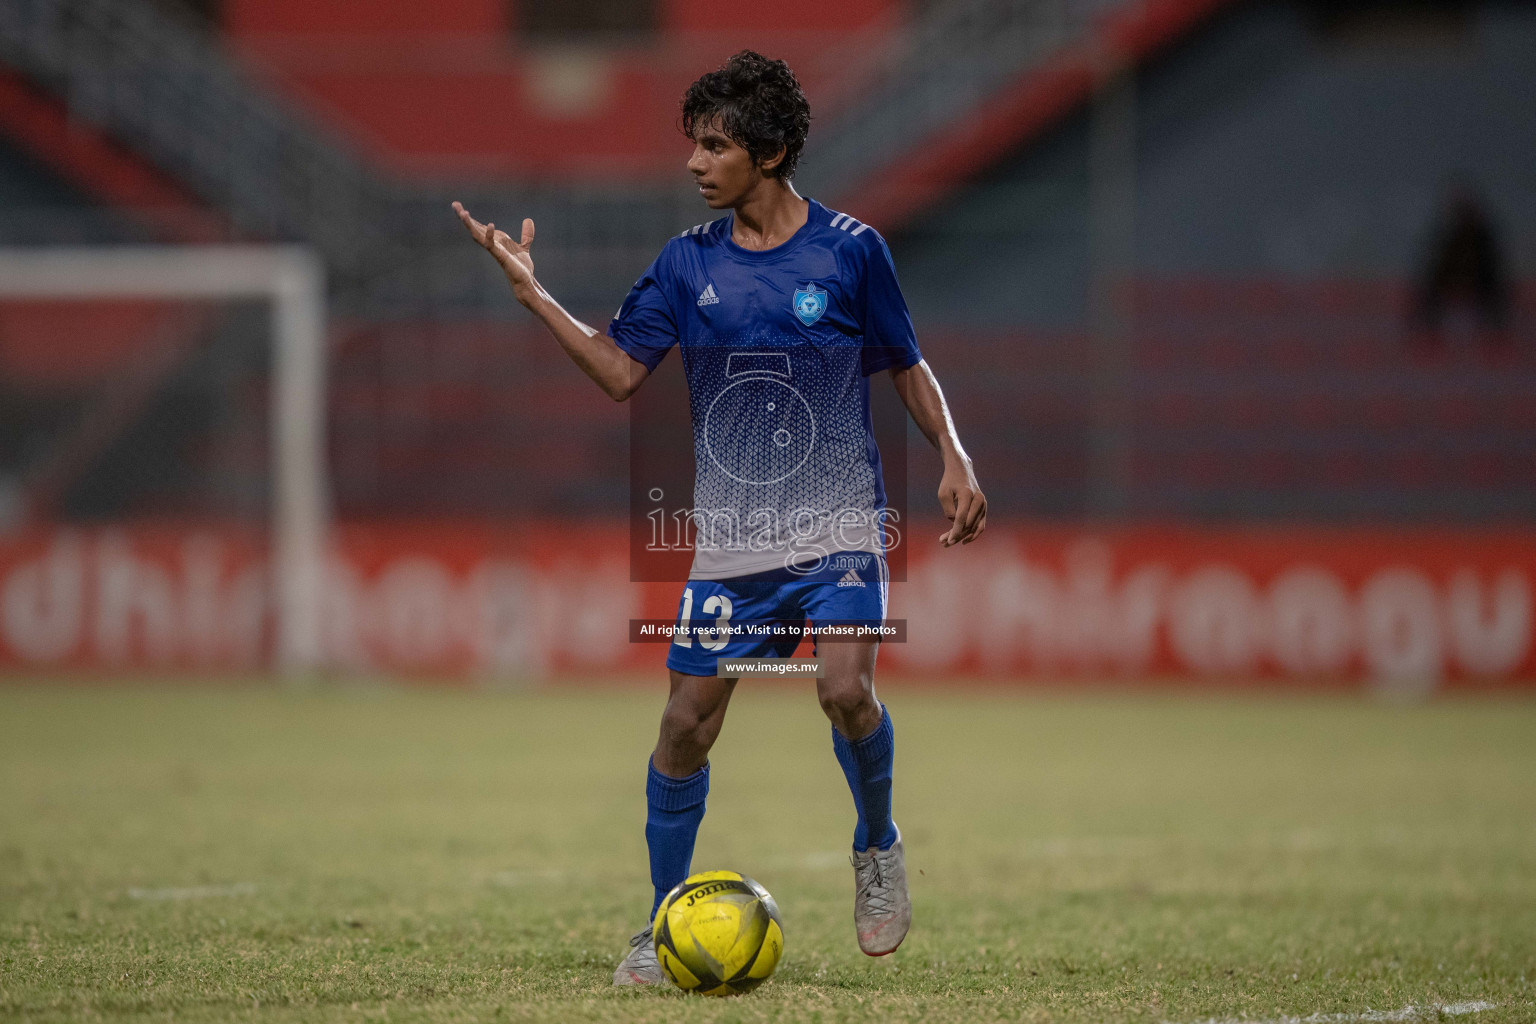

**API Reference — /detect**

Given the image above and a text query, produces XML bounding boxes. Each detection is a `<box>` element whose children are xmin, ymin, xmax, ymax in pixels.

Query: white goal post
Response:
<box><xmin>0</xmin><ymin>246</ymin><xmax>329</xmax><ymax>675</ymax></box>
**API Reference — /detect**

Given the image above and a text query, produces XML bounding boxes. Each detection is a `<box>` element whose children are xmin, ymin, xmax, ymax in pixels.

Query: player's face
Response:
<box><xmin>688</xmin><ymin>120</ymin><xmax>770</xmax><ymax>210</ymax></box>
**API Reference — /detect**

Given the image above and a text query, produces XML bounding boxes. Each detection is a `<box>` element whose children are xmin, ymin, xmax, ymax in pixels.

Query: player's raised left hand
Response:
<box><xmin>938</xmin><ymin>462</ymin><xmax>986</xmax><ymax>547</ymax></box>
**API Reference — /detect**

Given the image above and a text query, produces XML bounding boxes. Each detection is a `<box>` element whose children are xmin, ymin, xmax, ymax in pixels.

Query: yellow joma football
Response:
<box><xmin>652</xmin><ymin>870</ymin><xmax>784</xmax><ymax>995</ymax></box>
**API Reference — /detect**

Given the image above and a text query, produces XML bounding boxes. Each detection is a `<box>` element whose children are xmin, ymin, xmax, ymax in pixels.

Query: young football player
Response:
<box><xmin>454</xmin><ymin>49</ymin><xmax>986</xmax><ymax>984</ymax></box>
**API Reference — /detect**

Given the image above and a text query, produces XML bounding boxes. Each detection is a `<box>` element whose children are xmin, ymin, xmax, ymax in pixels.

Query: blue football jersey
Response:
<box><xmin>609</xmin><ymin>198</ymin><xmax>922</xmax><ymax>579</ymax></box>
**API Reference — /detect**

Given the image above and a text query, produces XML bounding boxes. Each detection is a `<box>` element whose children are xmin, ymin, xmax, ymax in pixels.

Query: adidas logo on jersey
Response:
<box><xmin>696</xmin><ymin>283</ymin><xmax>720</xmax><ymax>306</ymax></box>
<box><xmin>837</xmin><ymin>569</ymin><xmax>865</xmax><ymax>588</ymax></box>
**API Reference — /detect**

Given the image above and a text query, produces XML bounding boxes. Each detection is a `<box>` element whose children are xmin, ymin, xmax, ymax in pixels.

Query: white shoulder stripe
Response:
<box><xmin>829</xmin><ymin>212</ymin><xmax>850</xmax><ymax>228</ymax></box>
<box><xmin>850</xmin><ymin>223</ymin><xmax>872</xmax><ymax>237</ymax></box>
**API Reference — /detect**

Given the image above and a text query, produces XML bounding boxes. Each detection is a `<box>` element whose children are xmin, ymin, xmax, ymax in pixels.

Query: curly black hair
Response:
<box><xmin>681</xmin><ymin>50</ymin><xmax>811</xmax><ymax>180</ymax></box>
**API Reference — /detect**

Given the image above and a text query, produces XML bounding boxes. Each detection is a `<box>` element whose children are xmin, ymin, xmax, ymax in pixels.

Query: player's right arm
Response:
<box><xmin>453</xmin><ymin>201</ymin><xmax>650</xmax><ymax>402</ymax></box>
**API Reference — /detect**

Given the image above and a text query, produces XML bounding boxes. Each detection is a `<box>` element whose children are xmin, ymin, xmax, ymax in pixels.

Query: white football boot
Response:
<box><xmin>851</xmin><ymin>825</ymin><xmax>911</xmax><ymax>956</ymax></box>
<box><xmin>612</xmin><ymin>924</ymin><xmax>663</xmax><ymax>986</ymax></box>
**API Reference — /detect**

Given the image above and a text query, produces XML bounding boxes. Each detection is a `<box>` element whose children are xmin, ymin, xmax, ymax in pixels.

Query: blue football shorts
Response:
<box><xmin>664</xmin><ymin>551</ymin><xmax>890</xmax><ymax>677</ymax></box>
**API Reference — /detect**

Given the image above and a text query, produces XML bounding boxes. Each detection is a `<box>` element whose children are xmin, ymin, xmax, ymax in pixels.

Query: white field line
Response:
<box><xmin>1022</xmin><ymin>831</ymin><xmax>1343</xmax><ymax>858</ymax></box>
<box><xmin>489</xmin><ymin>868</ymin><xmax>570</xmax><ymax>887</ymax></box>
<box><xmin>488</xmin><ymin>848</ymin><xmax>852</xmax><ymax>889</ymax></box>
<box><xmin>1016</xmin><ymin>827</ymin><xmax>1510</xmax><ymax>859</ymax></box>
<box><xmin>781</xmin><ymin>836</ymin><xmax>1315</xmax><ymax>868</ymax></box>
<box><xmin>1173</xmin><ymin>1000</ymin><xmax>1496</xmax><ymax>1024</ymax></box>
<box><xmin>482</xmin><ymin>827</ymin><xmax>1496</xmax><ymax>889</ymax></box>
<box><xmin>489</xmin><ymin>849</ymin><xmax>850</xmax><ymax>888</ymax></box>
<box><xmin>773</xmin><ymin>850</ymin><xmax>848</xmax><ymax>871</ymax></box>
<box><xmin>127</xmin><ymin>882</ymin><xmax>257</xmax><ymax>901</ymax></box>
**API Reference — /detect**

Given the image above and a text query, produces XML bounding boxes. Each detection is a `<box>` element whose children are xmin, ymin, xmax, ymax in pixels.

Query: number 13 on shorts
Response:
<box><xmin>674</xmin><ymin>587</ymin><xmax>734</xmax><ymax>652</ymax></box>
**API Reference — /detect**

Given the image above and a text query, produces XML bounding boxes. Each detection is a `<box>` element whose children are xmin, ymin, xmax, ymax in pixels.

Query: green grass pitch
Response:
<box><xmin>1</xmin><ymin>684</ymin><xmax>1533</xmax><ymax>1023</ymax></box>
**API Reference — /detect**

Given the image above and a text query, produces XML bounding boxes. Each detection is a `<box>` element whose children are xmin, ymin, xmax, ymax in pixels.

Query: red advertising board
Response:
<box><xmin>0</xmin><ymin>524</ymin><xmax>1530</xmax><ymax>689</ymax></box>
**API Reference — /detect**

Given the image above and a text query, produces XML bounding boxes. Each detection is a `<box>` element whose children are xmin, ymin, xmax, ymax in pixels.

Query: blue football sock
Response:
<box><xmin>645</xmin><ymin>758</ymin><xmax>709</xmax><ymax>918</ymax></box>
<box><xmin>832</xmin><ymin>703</ymin><xmax>897</xmax><ymax>852</ymax></box>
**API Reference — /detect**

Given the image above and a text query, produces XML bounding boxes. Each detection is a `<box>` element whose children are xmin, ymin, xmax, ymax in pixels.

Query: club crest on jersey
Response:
<box><xmin>792</xmin><ymin>284</ymin><xmax>828</xmax><ymax>326</ymax></box>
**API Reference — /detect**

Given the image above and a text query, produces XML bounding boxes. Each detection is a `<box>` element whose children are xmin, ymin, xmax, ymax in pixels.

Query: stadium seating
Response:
<box><xmin>224</xmin><ymin>0</ymin><xmax>903</xmax><ymax>180</ymax></box>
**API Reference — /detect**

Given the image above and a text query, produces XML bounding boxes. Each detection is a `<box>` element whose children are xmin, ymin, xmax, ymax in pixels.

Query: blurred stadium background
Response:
<box><xmin>3</xmin><ymin>3</ymin><xmax>1535</xmax><ymax>1022</ymax></box>
<box><xmin>0</xmin><ymin>0</ymin><xmax>1533</xmax><ymax>688</ymax></box>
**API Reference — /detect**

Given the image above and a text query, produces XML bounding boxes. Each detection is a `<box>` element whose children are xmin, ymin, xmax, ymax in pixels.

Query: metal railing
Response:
<box><xmin>803</xmin><ymin>0</ymin><xmax>1112</xmax><ymax>201</ymax></box>
<box><xmin>0</xmin><ymin>0</ymin><xmax>698</xmax><ymax>313</ymax></box>
<box><xmin>0</xmin><ymin>0</ymin><xmax>381</xmax><ymax>262</ymax></box>
<box><xmin>2</xmin><ymin>0</ymin><xmax>1136</xmax><ymax>313</ymax></box>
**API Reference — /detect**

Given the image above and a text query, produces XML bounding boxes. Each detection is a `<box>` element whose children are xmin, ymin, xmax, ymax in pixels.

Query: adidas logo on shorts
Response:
<box><xmin>837</xmin><ymin>569</ymin><xmax>865</xmax><ymax>588</ymax></box>
<box><xmin>696</xmin><ymin>283</ymin><xmax>720</xmax><ymax>306</ymax></box>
